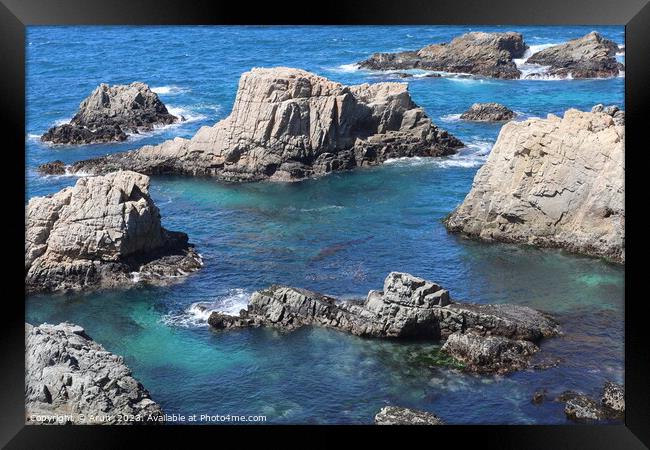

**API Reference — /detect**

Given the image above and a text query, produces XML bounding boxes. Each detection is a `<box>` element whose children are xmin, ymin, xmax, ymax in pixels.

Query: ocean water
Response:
<box><xmin>25</xmin><ymin>26</ymin><xmax>625</xmax><ymax>424</ymax></box>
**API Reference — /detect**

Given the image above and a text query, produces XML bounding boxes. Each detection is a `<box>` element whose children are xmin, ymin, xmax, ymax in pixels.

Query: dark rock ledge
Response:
<box><xmin>460</xmin><ymin>103</ymin><xmax>516</xmax><ymax>122</ymax></box>
<box><xmin>207</xmin><ymin>272</ymin><xmax>559</xmax><ymax>374</ymax></box>
<box><xmin>41</xmin><ymin>82</ymin><xmax>181</xmax><ymax>145</ymax></box>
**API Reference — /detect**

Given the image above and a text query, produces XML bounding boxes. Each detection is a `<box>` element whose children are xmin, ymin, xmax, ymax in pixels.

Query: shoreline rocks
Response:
<box><xmin>207</xmin><ymin>272</ymin><xmax>558</xmax><ymax>374</ymax></box>
<box><xmin>557</xmin><ymin>382</ymin><xmax>624</xmax><ymax>422</ymax></box>
<box><xmin>38</xmin><ymin>67</ymin><xmax>464</xmax><ymax>181</ymax></box>
<box><xmin>41</xmin><ymin>82</ymin><xmax>181</xmax><ymax>145</ymax></box>
<box><xmin>374</xmin><ymin>406</ymin><xmax>444</xmax><ymax>425</ymax></box>
<box><xmin>460</xmin><ymin>103</ymin><xmax>516</xmax><ymax>122</ymax></box>
<box><xmin>26</xmin><ymin>323</ymin><xmax>164</xmax><ymax>424</ymax></box>
<box><xmin>445</xmin><ymin>107</ymin><xmax>624</xmax><ymax>263</ymax></box>
<box><xmin>26</xmin><ymin>171</ymin><xmax>202</xmax><ymax>294</ymax></box>
<box><xmin>525</xmin><ymin>32</ymin><xmax>623</xmax><ymax>79</ymax></box>
<box><xmin>358</xmin><ymin>32</ymin><xmax>527</xmax><ymax>79</ymax></box>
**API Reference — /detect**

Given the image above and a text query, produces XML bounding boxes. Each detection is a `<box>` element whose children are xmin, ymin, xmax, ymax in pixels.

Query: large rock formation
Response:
<box><xmin>445</xmin><ymin>107</ymin><xmax>624</xmax><ymax>263</ymax></box>
<box><xmin>25</xmin><ymin>171</ymin><xmax>202</xmax><ymax>293</ymax></box>
<box><xmin>358</xmin><ymin>32</ymin><xmax>527</xmax><ymax>79</ymax></box>
<box><xmin>39</xmin><ymin>68</ymin><xmax>464</xmax><ymax>181</ymax></box>
<box><xmin>525</xmin><ymin>32</ymin><xmax>623</xmax><ymax>79</ymax></box>
<box><xmin>460</xmin><ymin>103</ymin><xmax>516</xmax><ymax>122</ymax></box>
<box><xmin>41</xmin><ymin>82</ymin><xmax>181</xmax><ymax>145</ymax></box>
<box><xmin>208</xmin><ymin>272</ymin><xmax>558</xmax><ymax>373</ymax></box>
<box><xmin>374</xmin><ymin>406</ymin><xmax>444</xmax><ymax>425</ymax></box>
<box><xmin>26</xmin><ymin>323</ymin><xmax>164</xmax><ymax>424</ymax></box>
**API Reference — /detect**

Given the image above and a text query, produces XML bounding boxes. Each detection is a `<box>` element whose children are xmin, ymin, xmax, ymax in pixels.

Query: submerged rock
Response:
<box><xmin>41</xmin><ymin>82</ymin><xmax>180</xmax><ymax>145</ymax></box>
<box><xmin>460</xmin><ymin>103</ymin><xmax>516</xmax><ymax>122</ymax></box>
<box><xmin>525</xmin><ymin>32</ymin><xmax>622</xmax><ymax>79</ymax></box>
<box><xmin>374</xmin><ymin>406</ymin><xmax>444</xmax><ymax>425</ymax></box>
<box><xmin>358</xmin><ymin>32</ymin><xmax>527</xmax><ymax>79</ymax></box>
<box><xmin>208</xmin><ymin>272</ymin><xmax>558</xmax><ymax>373</ymax></box>
<box><xmin>25</xmin><ymin>171</ymin><xmax>202</xmax><ymax>293</ymax></box>
<box><xmin>40</xmin><ymin>68</ymin><xmax>463</xmax><ymax>181</ymax></box>
<box><xmin>25</xmin><ymin>323</ymin><xmax>163</xmax><ymax>424</ymax></box>
<box><xmin>445</xmin><ymin>107</ymin><xmax>624</xmax><ymax>263</ymax></box>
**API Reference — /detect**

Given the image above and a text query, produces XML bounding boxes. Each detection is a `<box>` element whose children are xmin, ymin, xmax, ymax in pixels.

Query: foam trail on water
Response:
<box><xmin>161</xmin><ymin>289</ymin><xmax>251</xmax><ymax>328</ymax></box>
<box><xmin>151</xmin><ymin>85</ymin><xmax>190</xmax><ymax>95</ymax></box>
<box><xmin>384</xmin><ymin>140</ymin><xmax>493</xmax><ymax>169</ymax></box>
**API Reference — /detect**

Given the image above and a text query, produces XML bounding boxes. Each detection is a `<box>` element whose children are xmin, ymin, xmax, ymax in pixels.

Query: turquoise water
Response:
<box><xmin>25</xmin><ymin>26</ymin><xmax>624</xmax><ymax>424</ymax></box>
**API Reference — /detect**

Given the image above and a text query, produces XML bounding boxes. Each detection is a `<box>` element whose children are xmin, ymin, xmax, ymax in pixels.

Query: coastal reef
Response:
<box><xmin>207</xmin><ymin>272</ymin><xmax>559</xmax><ymax>374</ymax></box>
<box><xmin>25</xmin><ymin>171</ymin><xmax>202</xmax><ymax>293</ymax></box>
<box><xmin>38</xmin><ymin>67</ymin><xmax>464</xmax><ymax>181</ymax></box>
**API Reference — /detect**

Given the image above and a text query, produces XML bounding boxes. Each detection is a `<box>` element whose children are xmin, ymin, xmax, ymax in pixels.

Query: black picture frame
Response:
<box><xmin>2</xmin><ymin>0</ymin><xmax>648</xmax><ymax>447</ymax></box>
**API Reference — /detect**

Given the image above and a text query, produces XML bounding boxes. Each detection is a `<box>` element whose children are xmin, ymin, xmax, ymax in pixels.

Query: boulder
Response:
<box><xmin>208</xmin><ymin>272</ymin><xmax>558</xmax><ymax>373</ymax></box>
<box><xmin>41</xmin><ymin>82</ymin><xmax>180</xmax><ymax>145</ymax></box>
<box><xmin>557</xmin><ymin>382</ymin><xmax>625</xmax><ymax>422</ymax></box>
<box><xmin>25</xmin><ymin>171</ymin><xmax>202</xmax><ymax>293</ymax></box>
<box><xmin>374</xmin><ymin>406</ymin><xmax>444</xmax><ymax>425</ymax></box>
<box><xmin>37</xmin><ymin>160</ymin><xmax>66</xmax><ymax>175</ymax></box>
<box><xmin>39</xmin><ymin>68</ymin><xmax>464</xmax><ymax>181</ymax></box>
<box><xmin>564</xmin><ymin>394</ymin><xmax>607</xmax><ymax>422</ymax></box>
<box><xmin>460</xmin><ymin>103</ymin><xmax>516</xmax><ymax>122</ymax></box>
<box><xmin>601</xmin><ymin>382</ymin><xmax>625</xmax><ymax>415</ymax></box>
<box><xmin>358</xmin><ymin>32</ymin><xmax>527</xmax><ymax>79</ymax></box>
<box><xmin>525</xmin><ymin>32</ymin><xmax>622</xmax><ymax>79</ymax></box>
<box><xmin>25</xmin><ymin>323</ymin><xmax>163</xmax><ymax>424</ymax></box>
<box><xmin>440</xmin><ymin>330</ymin><xmax>539</xmax><ymax>374</ymax></box>
<box><xmin>445</xmin><ymin>107</ymin><xmax>624</xmax><ymax>263</ymax></box>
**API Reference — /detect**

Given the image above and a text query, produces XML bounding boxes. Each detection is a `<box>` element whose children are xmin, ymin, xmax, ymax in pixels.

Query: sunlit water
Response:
<box><xmin>25</xmin><ymin>25</ymin><xmax>624</xmax><ymax>424</ymax></box>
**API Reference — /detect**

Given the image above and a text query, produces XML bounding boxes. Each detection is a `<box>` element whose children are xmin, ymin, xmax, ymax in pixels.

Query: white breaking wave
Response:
<box><xmin>161</xmin><ymin>288</ymin><xmax>251</xmax><ymax>328</ymax></box>
<box><xmin>440</xmin><ymin>113</ymin><xmax>462</xmax><ymax>123</ymax></box>
<box><xmin>384</xmin><ymin>140</ymin><xmax>492</xmax><ymax>169</ymax></box>
<box><xmin>151</xmin><ymin>85</ymin><xmax>190</xmax><ymax>95</ymax></box>
<box><xmin>333</xmin><ymin>63</ymin><xmax>359</xmax><ymax>73</ymax></box>
<box><xmin>166</xmin><ymin>105</ymin><xmax>208</xmax><ymax>124</ymax></box>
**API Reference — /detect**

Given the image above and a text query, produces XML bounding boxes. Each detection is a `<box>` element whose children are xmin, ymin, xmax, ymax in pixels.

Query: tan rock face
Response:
<box><xmin>445</xmin><ymin>108</ymin><xmax>624</xmax><ymax>263</ymax></box>
<box><xmin>46</xmin><ymin>68</ymin><xmax>463</xmax><ymax>181</ymax></box>
<box><xmin>25</xmin><ymin>171</ymin><xmax>202</xmax><ymax>293</ymax></box>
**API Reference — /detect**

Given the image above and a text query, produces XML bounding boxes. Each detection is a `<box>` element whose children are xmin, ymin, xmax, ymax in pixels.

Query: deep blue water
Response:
<box><xmin>25</xmin><ymin>26</ymin><xmax>625</xmax><ymax>424</ymax></box>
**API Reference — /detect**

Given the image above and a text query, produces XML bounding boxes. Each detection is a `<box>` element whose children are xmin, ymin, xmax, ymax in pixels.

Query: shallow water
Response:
<box><xmin>25</xmin><ymin>25</ymin><xmax>624</xmax><ymax>424</ymax></box>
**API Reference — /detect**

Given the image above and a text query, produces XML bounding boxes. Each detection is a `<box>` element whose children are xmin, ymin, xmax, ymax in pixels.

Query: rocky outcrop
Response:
<box><xmin>440</xmin><ymin>330</ymin><xmax>538</xmax><ymax>374</ymax></box>
<box><xmin>41</xmin><ymin>82</ymin><xmax>181</xmax><ymax>145</ymax></box>
<box><xmin>592</xmin><ymin>104</ymin><xmax>625</xmax><ymax>126</ymax></box>
<box><xmin>208</xmin><ymin>272</ymin><xmax>558</xmax><ymax>373</ymax></box>
<box><xmin>358</xmin><ymin>32</ymin><xmax>527</xmax><ymax>79</ymax></box>
<box><xmin>460</xmin><ymin>103</ymin><xmax>515</xmax><ymax>122</ymax></box>
<box><xmin>558</xmin><ymin>382</ymin><xmax>624</xmax><ymax>422</ymax></box>
<box><xmin>26</xmin><ymin>323</ymin><xmax>163</xmax><ymax>424</ymax></box>
<box><xmin>445</xmin><ymin>107</ymin><xmax>624</xmax><ymax>263</ymax></box>
<box><xmin>25</xmin><ymin>171</ymin><xmax>202</xmax><ymax>293</ymax></box>
<box><xmin>525</xmin><ymin>32</ymin><xmax>623</xmax><ymax>79</ymax></box>
<box><xmin>38</xmin><ymin>68</ymin><xmax>464</xmax><ymax>181</ymax></box>
<box><xmin>374</xmin><ymin>406</ymin><xmax>444</xmax><ymax>425</ymax></box>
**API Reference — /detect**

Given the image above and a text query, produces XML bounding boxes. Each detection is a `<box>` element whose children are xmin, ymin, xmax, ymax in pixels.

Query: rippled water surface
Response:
<box><xmin>26</xmin><ymin>25</ymin><xmax>624</xmax><ymax>424</ymax></box>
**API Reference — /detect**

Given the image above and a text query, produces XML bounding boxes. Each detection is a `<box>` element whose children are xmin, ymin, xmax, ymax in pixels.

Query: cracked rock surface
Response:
<box><xmin>39</xmin><ymin>68</ymin><xmax>463</xmax><ymax>181</ymax></box>
<box><xmin>445</xmin><ymin>107</ymin><xmax>624</xmax><ymax>263</ymax></box>
<box><xmin>25</xmin><ymin>323</ymin><xmax>164</xmax><ymax>424</ymax></box>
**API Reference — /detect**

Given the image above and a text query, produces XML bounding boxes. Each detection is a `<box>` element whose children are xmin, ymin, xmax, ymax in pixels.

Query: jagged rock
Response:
<box><xmin>440</xmin><ymin>330</ymin><xmax>538</xmax><ymax>374</ymax></box>
<box><xmin>532</xmin><ymin>389</ymin><xmax>547</xmax><ymax>404</ymax></box>
<box><xmin>25</xmin><ymin>171</ymin><xmax>202</xmax><ymax>293</ymax></box>
<box><xmin>564</xmin><ymin>394</ymin><xmax>607</xmax><ymax>422</ymax></box>
<box><xmin>208</xmin><ymin>272</ymin><xmax>558</xmax><ymax>373</ymax></box>
<box><xmin>38</xmin><ymin>68</ymin><xmax>464</xmax><ymax>181</ymax></box>
<box><xmin>592</xmin><ymin>104</ymin><xmax>625</xmax><ymax>126</ymax></box>
<box><xmin>445</xmin><ymin>108</ymin><xmax>624</xmax><ymax>263</ymax></box>
<box><xmin>460</xmin><ymin>103</ymin><xmax>516</xmax><ymax>122</ymax></box>
<box><xmin>41</xmin><ymin>82</ymin><xmax>180</xmax><ymax>145</ymax></box>
<box><xmin>25</xmin><ymin>323</ymin><xmax>163</xmax><ymax>424</ymax></box>
<box><xmin>601</xmin><ymin>382</ymin><xmax>625</xmax><ymax>415</ymax></box>
<box><xmin>37</xmin><ymin>160</ymin><xmax>66</xmax><ymax>175</ymax></box>
<box><xmin>358</xmin><ymin>32</ymin><xmax>527</xmax><ymax>79</ymax></box>
<box><xmin>526</xmin><ymin>32</ymin><xmax>623</xmax><ymax>79</ymax></box>
<box><xmin>374</xmin><ymin>406</ymin><xmax>444</xmax><ymax>425</ymax></box>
